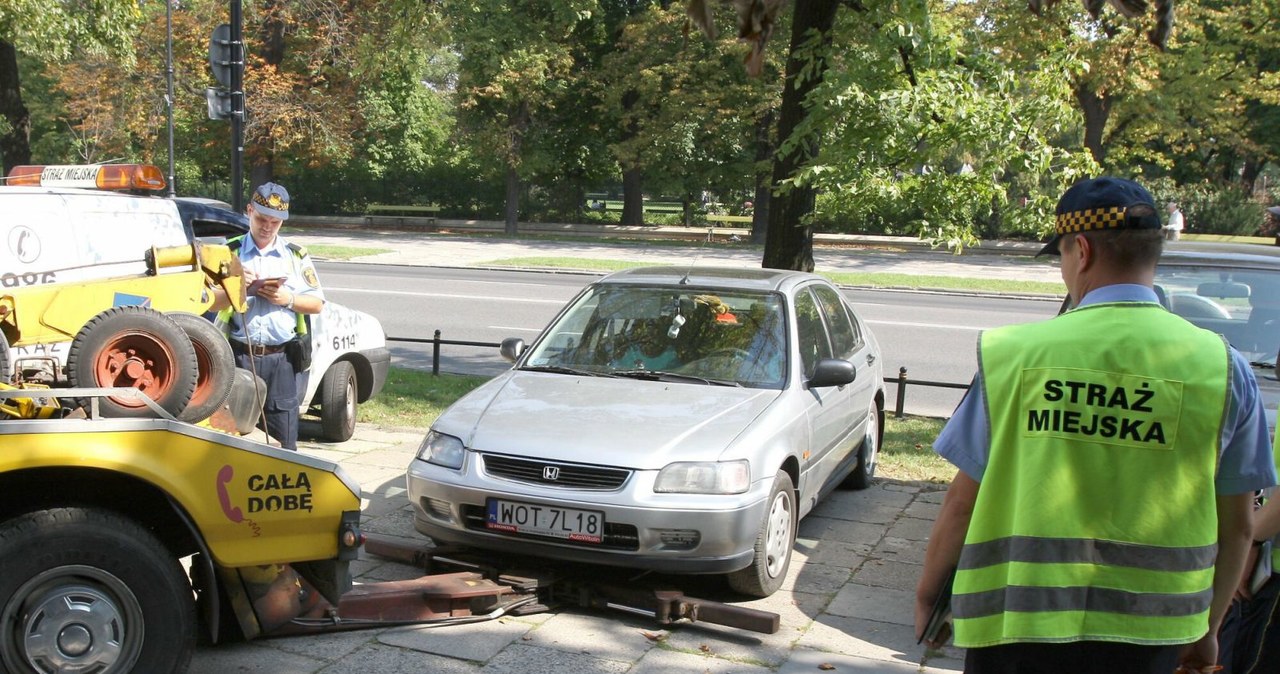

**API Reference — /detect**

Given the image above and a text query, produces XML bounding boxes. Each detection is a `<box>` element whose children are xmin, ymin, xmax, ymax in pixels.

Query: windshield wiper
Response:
<box><xmin>520</xmin><ymin>364</ymin><xmax>615</xmax><ymax>378</ymax></box>
<box><xmin>613</xmin><ymin>369</ymin><xmax>742</xmax><ymax>387</ymax></box>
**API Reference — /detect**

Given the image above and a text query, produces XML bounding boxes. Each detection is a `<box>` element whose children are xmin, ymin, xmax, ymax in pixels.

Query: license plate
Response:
<box><xmin>485</xmin><ymin>499</ymin><xmax>604</xmax><ymax>544</ymax></box>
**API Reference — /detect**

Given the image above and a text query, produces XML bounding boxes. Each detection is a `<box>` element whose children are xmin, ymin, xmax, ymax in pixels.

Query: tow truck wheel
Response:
<box><xmin>318</xmin><ymin>360</ymin><xmax>358</xmax><ymax>442</ymax></box>
<box><xmin>168</xmin><ymin>312</ymin><xmax>236</xmax><ymax>423</ymax></box>
<box><xmin>0</xmin><ymin>508</ymin><xmax>195</xmax><ymax>674</ymax></box>
<box><xmin>0</xmin><ymin>329</ymin><xmax>10</xmax><ymax>382</ymax></box>
<box><xmin>67</xmin><ymin>306</ymin><xmax>198</xmax><ymax>418</ymax></box>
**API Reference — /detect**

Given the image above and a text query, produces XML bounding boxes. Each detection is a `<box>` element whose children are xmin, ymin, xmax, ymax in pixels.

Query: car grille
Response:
<box><xmin>481</xmin><ymin>454</ymin><xmax>631</xmax><ymax>490</ymax></box>
<box><xmin>459</xmin><ymin>505</ymin><xmax>640</xmax><ymax>551</ymax></box>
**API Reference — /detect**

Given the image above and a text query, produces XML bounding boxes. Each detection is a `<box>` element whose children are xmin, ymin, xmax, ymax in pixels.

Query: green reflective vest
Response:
<box><xmin>213</xmin><ymin>235</ymin><xmax>309</xmax><ymax>336</ymax></box>
<box><xmin>955</xmin><ymin>301</ymin><xmax>1230</xmax><ymax>648</ymax></box>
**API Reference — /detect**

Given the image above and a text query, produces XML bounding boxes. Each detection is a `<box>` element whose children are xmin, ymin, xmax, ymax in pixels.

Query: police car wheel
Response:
<box><xmin>727</xmin><ymin>470</ymin><xmax>795</xmax><ymax>598</ymax></box>
<box><xmin>0</xmin><ymin>508</ymin><xmax>195</xmax><ymax>674</ymax></box>
<box><xmin>67</xmin><ymin>306</ymin><xmax>199</xmax><ymax>418</ymax></box>
<box><xmin>318</xmin><ymin>360</ymin><xmax>357</xmax><ymax>442</ymax></box>
<box><xmin>168</xmin><ymin>312</ymin><xmax>236</xmax><ymax>423</ymax></box>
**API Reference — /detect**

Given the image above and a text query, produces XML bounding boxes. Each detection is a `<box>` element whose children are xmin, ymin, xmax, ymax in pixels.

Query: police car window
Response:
<box><xmin>812</xmin><ymin>285</ymin><xmax>861</xmax><ymax>358</ymax></box>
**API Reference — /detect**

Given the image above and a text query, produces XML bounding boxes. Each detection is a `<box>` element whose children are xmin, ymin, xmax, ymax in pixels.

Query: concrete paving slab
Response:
<box><xmin>797</xmin><ymin>613</ymin><xmax>943</xmax><ymax>670</ymax></box>
<box><xmin>851</xmin><ymin>557</ymin><xmax>922</xmax><ymax>592</ymax></box>
<box><xmin>629</xmin><ymin>645</ymin><xmax>774</xmax><ymax>673</ymax></box>
<box><xmin>826</xmin><ymin>583</ymin><xmax>914</xmax><ymax>626</ymax></box>
<box><xmin>871</xmin><ymin>535</ymin><xmax>927</xmax><ymax>566</ymax></box>
<box><xmin>189</xmin><ymin>641</ymin><xmax>326</xmax><ymax>673</ymax></box>
<box><xmin>884</xmin><ymin>516</ymin><xmax>936</xmax><ymax>542</ymax></box>
<box><xmin>798</xmin><ymin>516</ymin><xmax>891</xmax><ymax>546</ymax></box>
<box><xmin>480</xmin><ymin>643</ymin><xmax>631</xmax><ymax>673</ymax></box>
<box><xmin>307</xmin><ymin>641</ymin><xmax>477</xmax><ymax>673</ymax></box>
<box><xmin>793</xmin><ymin>538</ymin><xmax>874</xmax><ymax>566</ymax></box>
<box><xmin>520</xmin><ymin>610</ymin><xmax>658</xmax><ymax>662</ymax></box>
<box><xmin>779</xmin><ymin>647</ymin><xmax>927</xmax><ymax>673</ymax></box>
<box><xmin>379</xmin><ymin>617</ymin><xmax>530</xmax><ymax>661</ymax></box>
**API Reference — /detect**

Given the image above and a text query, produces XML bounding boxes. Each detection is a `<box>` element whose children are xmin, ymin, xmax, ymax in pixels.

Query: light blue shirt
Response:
<box><xmin>230</xmin><ymin>235</ymin><xmax>325</xmax><ymax>346</ymax></box>
<box><xmin>934</xmin><ymin>284</ymin><xmax>1277</xmax><ymax>495</ymax></box>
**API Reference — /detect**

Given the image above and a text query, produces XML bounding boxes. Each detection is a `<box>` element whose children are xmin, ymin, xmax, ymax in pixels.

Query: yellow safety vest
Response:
<box><xmin>955</xmin><ymin>301</ymin><xmax>1230</xmax><ymax>648</ymax></box>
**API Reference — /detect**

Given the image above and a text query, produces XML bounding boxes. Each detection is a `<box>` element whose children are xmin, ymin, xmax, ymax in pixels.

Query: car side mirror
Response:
<box><xmin>500</xmin><ymin>338</ymin><xmax>526</xmax><ymax>363</ymax></box>
<box><xmin>807</xmin><ymin>358</ymin><xmax>856</xmax><ymax>389</ymax></box>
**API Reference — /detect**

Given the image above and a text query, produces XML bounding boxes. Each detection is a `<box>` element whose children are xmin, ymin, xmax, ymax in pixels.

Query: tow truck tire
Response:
<box><xmin>67</xmin><ymin>306</ymin><xmax>198</xmax><ymax>418</ymax></box>
<box><xmin>0</xmin><ymin>508</ymin><xmax>195</xmax><ymax>674</ymax></box>
<box><xmin>727</xmin><ymin>470</ymin><xmax>796</xmax><ymax>598</ymax></box>
<box><xmin>168</xmin><ymin>312</ymin><xmax>236</xmax><ymax>423</ymax></box>
<box><xmin>318</xmin><ymin>360</ymin><xmax>358</xmax><ymax>442</ymax></box>
<box><xmin>0</xmin><ymin>329</ymin><xmax>10</xmax><ymax>382</ymax></box>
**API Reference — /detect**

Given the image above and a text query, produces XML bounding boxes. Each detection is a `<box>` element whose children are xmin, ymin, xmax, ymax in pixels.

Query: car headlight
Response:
<box><xmin>416</xmin><ymin>431</ymin><xmax>466</xmax><ymax>469</ymax></box>
<box><xmin>654</xmin><ymin>460</ymin><xmax>750</xmax><ymax>494</ymax></box>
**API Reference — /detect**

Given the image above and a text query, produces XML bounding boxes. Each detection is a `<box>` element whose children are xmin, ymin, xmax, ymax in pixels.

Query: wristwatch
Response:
<box><xmin>286</xmin><ymin>292</ymin><xmax>295</xmax><ymax>310</ymax></box>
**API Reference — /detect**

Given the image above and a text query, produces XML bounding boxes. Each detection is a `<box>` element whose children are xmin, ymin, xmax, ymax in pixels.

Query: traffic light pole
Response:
<box><xmin>230</xmin><ymin>0</ymin><xmax>245</xmax><ymax>212</ymax></box>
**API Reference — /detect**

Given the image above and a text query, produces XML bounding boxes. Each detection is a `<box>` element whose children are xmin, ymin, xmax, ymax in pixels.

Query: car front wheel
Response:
<box><xmin>727</xmin><ymin>470</ymin><xmax>795</xmax><ymax>598</ymax></box>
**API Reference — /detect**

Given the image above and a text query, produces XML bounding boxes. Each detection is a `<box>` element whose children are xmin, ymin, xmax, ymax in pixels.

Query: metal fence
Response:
<box><xmin>387</xmin><ymin>333</ymin><xmax>971</xmax><ymax>417</ymax></box>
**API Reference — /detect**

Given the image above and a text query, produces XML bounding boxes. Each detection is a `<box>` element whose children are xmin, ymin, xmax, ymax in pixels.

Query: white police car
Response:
<box><xmin>2</xmin><ymin>164</ymin><xmax>388</xmax><ymax>441</ymax></box>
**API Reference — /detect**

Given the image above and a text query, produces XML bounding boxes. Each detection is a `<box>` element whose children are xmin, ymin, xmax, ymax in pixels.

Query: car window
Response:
<box><xmin>794</xmin><ymin>289</ymin><xmax>832</xmax><ymax>378</ymax></box>
<box><xmin>812</xmin><ymin>284</ymin><xmax>862</xmax><ymax>358</ymax></box>
<box><xmin>524</xmin><ymin>285</ymin><xmax>787</xmax><ymax>388</ymax></box>
<box><xmin>1154</xmin><ymin>263</ymin><xmax>1280</xmax><ymax>364</ymax></box>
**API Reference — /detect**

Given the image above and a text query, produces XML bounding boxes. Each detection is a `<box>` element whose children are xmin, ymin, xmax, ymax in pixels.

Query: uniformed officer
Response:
<box><xmin>211</xmin><ymin>182</ymin><xmax>324</xmax><ymax>449</ymax></box>
<box><xmin>914</xmin><ymin>177</ymin><xmax>1276</xmax><ymax>674</ymax></box>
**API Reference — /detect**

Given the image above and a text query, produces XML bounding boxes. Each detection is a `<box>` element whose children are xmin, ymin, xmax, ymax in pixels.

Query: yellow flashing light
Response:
<box><xmin>5</xmin><ymin>164</ymin><xmax>167</xmax><ymax>192</ymax></box>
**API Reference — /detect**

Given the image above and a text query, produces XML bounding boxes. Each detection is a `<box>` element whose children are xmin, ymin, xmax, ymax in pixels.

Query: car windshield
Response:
<box><xmin>1155</xmin><ymin>263</ymin><xmax>1280</xmax><ymax>367</ymax></box>
<box><xmin>523</xmin><ymin>285</ymin><xmax>788</xmax><ymax>389</ymax></box>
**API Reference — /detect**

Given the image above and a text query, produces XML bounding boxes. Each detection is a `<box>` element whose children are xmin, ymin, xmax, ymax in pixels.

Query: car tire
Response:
<box><xmin>727</xmin><ymin>470</ymin><xmax>795</xmax><ymax>598</ymax></box>
<box><xmin>67</xmin><ymin>306</ymin><xmax>199</xmax><ymax>418</ymax></box>
<box><xmin>318</xmin><ymin>360</ymin><xmax>357</xmax><ymax>442</ymax></box>
<box><xmin>0</xmin><ymin>508</ymin><xmax>196</xmax><ymax>674</ymax></box>
<box><xmin>843</xmin><ymin>401</ymin><xmax>881</xmax><ymax>490</ymax></box>
<box><xmin>168</xmin><ymin>312</ymin><xmax>236</xmax><ymax>423</ymax></box>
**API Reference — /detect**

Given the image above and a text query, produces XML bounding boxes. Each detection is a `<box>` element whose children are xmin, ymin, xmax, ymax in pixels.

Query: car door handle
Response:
<box><xmin>866</xmin><ymin>354</ymin><xmax>876</xmax><ymax>366</ymax></box>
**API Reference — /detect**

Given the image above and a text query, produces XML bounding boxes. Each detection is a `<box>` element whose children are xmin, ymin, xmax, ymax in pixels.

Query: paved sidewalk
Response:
<box><xmin>192</xmin><ymin>424</ymin><xmax>964</xmax><ymax>673</ymax></box>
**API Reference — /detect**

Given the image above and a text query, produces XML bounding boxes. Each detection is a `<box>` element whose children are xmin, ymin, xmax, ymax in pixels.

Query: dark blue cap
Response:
<box><xmin>1039</xmin><ymin>177</ymin><xmax>1161</xmax><ymax>256</ymax></box>
<box><xmin>250</xmin><ymin>182</ymin><xmax>290</xmax><ymax>220</ymax></box>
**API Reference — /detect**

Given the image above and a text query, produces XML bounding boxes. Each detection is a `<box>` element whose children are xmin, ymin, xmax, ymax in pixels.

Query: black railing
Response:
<box><xmin>386</xmin><ymin>334</ymin><xmax>971</xmax><ymax>415</ymax></box>
<box><xmin>888</xmin><ymin>367</ymin><xmax>970</xmax><ymax>419</ymax></box>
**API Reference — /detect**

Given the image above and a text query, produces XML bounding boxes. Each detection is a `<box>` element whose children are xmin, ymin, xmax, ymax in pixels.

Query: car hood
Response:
<box><xmin>435</xmin><ymin>371</ymin><xmax>781</xmax><ymax>469</ymax></box>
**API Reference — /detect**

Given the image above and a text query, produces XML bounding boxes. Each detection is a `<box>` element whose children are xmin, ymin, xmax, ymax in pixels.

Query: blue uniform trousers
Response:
<box><xmin>233</xmin><ymin>350</ymin><xmax>300</xmax><ymax>450</ymax></box>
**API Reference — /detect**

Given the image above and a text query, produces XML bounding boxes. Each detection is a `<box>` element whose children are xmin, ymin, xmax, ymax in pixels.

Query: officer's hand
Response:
<box><xmin>1175</xmin><ymin>631</ymin><xmax>1219</xmax><ymax>674</ymax></box>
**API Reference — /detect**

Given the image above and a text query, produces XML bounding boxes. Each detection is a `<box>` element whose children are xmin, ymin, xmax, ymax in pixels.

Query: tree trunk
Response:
<box><xmin>0</xmin><ymin>40</ymin><xmax>31</xmax><ymax>175</ymax></box>
<box><xmin>751</xmin><ymin>108</ymin><xmax>775</xmax><ymax>244</ymax></box>
<box><xmin>247</xmin><ymin>0</ymin><xmax>287</xmax><ymax>194</ymax></box>
<box><xmin>622</xmin><ymin>167</ymin><xmax>644</xmax><ymax>226</ymax></box>
<box><xmin>762</xmin><ymin>0</ymin><xmax>839</xmax><ymax>271</ymax></box>
<box><xmin>1241</xmin><ymin>157</ymin><xmax>1265</xmax><ymax>196</ymax></box>
<box><xmin>504</xmin><ymin>165</ymin><xmax>520</xmax><ymax>234</ymax></box>
<box><xmin>1074</xmin><ymin>83</ymin><xmax>1110</xmax><ymax>167</ymax></box>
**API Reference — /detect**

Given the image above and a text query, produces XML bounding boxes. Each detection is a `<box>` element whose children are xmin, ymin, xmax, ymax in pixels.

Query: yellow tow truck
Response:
<box><xmin>0</xmin><ymin>387</ymin><xmax>363</xmax><ymax>673</ymax></box>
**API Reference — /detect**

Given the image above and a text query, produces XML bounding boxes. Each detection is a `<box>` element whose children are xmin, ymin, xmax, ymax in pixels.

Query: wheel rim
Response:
<box><xmin>2</xmin><ymin>565</ymin><xmax>144</xmax><ymax>674</ymax></box>
<box><xmin>342</xmin><ymin>373</ymin><xmax>356</xmax><ymax>428</ymax></box>
<box><xmin>92</xmin><ymin>331</ymin><xmax>179</xmax><ymax>409</ymax></box>
<box><xmin>763</xmin><ymin>487</ymin><xmax>793</xmax><ymax>578</ymax></box>
<box><xmin>864</xmin><ymin>404</ymin><xmax>879</xmax><ymax>476</ymax></box>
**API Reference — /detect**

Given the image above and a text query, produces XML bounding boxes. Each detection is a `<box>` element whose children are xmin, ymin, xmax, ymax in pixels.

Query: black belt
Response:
<box><xmin>231</xmin><ymin>340</ymin><xmax>288</xmax><ymax>356</ymax></box>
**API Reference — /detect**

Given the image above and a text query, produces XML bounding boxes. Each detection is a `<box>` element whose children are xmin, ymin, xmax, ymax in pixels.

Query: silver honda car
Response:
<box><xmin>406</xmin><ymin>266</ymin><xmax>884</xmax><ymax>597</ymax></box>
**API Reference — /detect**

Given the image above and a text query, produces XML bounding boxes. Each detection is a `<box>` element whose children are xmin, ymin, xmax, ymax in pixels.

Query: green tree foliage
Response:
<box><xmin>789</xmin><ymin>0</ymin><xmax>1096</xmax><ymax>248</ymax></box>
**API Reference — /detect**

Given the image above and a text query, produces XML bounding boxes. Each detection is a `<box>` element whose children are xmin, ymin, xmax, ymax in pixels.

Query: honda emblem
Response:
<box><xmin>542</xmin><ymin>466</ymin><xmax>560</xmax><ymax>481</ymax></box>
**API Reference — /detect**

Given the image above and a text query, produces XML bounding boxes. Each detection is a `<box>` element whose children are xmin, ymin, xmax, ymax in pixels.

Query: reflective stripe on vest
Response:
<box><xmin>956</xmin><ymin>302</ymin><xmax>1230</xmax><ymax>648</ymax></box>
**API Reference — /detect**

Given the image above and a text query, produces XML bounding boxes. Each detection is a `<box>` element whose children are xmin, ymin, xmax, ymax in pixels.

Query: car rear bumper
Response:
<box><xmin>406</xmin><ymin>458</ymin><xmax>768</xmax><ymax>574</ymax></box>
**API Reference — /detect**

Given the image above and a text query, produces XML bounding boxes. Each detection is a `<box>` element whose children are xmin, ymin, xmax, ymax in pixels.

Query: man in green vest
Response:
<box><xmin>210</xmin><ymin>182</ymin><xmax>325</xmax><ymax>449</ymax></box>
<box><xmin>914</xmin><ymin>177</ymin><xmax>1276</xmax><ymax>673</ymax></box>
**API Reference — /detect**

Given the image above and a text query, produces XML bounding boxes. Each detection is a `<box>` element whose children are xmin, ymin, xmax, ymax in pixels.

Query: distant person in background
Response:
<box><xmin>1166</xmin><ymin>202</ymin><xmax>1185</xmax><ymax>241</ymax></box>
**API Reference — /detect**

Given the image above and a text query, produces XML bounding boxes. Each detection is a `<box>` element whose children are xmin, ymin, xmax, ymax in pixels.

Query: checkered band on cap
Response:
<box><xmin>252</xmin><ymin>189</ymin><xmax>289</xmax><ymax>213</ymax></box>
<box><xmin>1055</xmin><ymin>206</ymin><xmax>1128</xmax><ymax>236</ymax></box>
